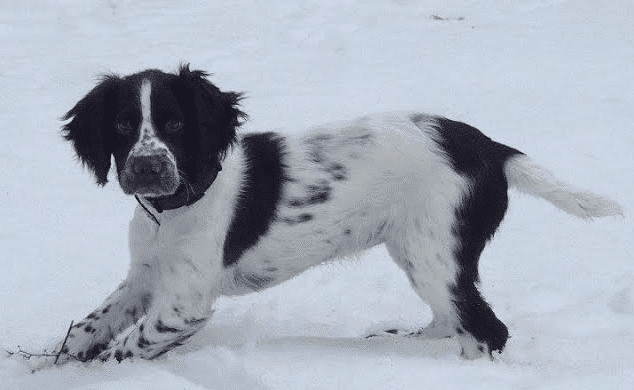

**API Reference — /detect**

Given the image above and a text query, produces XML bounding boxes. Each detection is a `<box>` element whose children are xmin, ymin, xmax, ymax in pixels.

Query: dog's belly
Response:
<box><xmin>220</xmin><ymin>213</ymin><xmax>390</xmax><ymax>296</ymax></box>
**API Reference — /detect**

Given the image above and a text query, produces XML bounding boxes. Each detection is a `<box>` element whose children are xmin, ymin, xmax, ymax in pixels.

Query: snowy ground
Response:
<box><xmin>1</xmin><ymin>0</ymin><xmax>633</xmax><ymax>388</ymax></box>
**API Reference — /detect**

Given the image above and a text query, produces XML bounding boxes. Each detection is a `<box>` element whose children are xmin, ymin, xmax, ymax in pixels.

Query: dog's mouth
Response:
<box><xmin>119</xmin><ymin>154</ymin><xmax>180</xmax><ymax>197</ymax></box>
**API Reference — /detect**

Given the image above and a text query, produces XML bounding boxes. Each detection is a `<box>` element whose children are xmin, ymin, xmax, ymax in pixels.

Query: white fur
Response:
<box><xmin>505</xmin><ymin>154</ymin><xmax>623</xmax><ymax>219</ymax></box>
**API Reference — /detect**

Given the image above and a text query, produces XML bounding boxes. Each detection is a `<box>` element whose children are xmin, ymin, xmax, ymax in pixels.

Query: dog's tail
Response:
<box><xmin>504</xmin><ymin>154</ymin><xmax>623</xmax><ymax>219</ymax></box>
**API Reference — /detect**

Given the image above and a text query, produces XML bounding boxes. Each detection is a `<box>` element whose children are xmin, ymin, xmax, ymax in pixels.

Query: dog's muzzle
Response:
<box><xmin>119</xmin><ymin>152</ymin><xmax>180</xmax><ymax>197</ymax></box>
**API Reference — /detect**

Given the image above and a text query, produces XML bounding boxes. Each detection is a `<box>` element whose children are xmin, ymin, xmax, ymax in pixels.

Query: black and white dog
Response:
<box><xmin>56</xmin><ymin>65</ymin><xmax>621</xmax><ymax>364</ymax></box>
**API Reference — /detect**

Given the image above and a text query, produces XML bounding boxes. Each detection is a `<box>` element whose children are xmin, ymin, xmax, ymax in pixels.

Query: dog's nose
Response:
<box><xmin>120</xmin><ymin>152</ymin><xmax>179</xmax><ymax>196</ymax></box>
<box><xmin>131</xmin><ymin>155</ymin><xmax>165</xmax><ymax>176</ymax></box>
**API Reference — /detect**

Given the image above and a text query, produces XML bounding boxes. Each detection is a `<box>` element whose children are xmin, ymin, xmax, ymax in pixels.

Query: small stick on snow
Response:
<box><xmin>6</xmin><ymin>346</ymin><xmax>58</xmax><ymax>360</ymax></box>
<box><xmin>54</xmin><ymin>320</ymin><xmax>74</xmax><ymax>365</ymax></box>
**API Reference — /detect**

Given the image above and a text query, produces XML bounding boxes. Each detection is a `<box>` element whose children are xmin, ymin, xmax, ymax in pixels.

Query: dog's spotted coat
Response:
<box><xmin>55</xmin><ymin>65</ymin><xmax>622</xmax><ymax>364</ymax></box>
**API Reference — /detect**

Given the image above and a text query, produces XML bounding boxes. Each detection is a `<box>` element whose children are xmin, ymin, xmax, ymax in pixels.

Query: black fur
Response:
<box><xmin>222</xmin><ymin>133</ymin><xmax>288</xmax><ymax>267</ymax></box>
<box><xmin>430</xmin><ymin>116</ymin><xmax>523</xmax><ymax>353</ymax></box>
<box><xmin>62</xmin><ymin>76</ymin><xmax>121</xmax><ymax>185</ymax></box>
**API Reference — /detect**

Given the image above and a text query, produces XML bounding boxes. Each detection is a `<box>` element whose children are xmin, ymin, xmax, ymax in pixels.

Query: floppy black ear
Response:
<box><xmin>178</xmin><ymin>64</ymin><xmax>247</xmax><ymax>163</ymax></box>
<box><xmin>62</xmin><ymin>76</ymin><xmax>120</xmax><ymax>185</ymax></box>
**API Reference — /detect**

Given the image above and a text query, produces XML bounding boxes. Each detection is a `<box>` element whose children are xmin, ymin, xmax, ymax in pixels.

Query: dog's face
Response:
<box><xmin>62</xmin><ymin>65</ymin><xmax>245</xmax><ymax>199</ymax></box>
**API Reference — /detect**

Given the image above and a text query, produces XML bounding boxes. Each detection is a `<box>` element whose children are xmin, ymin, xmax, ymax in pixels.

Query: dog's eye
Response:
<box><xmin>115</xmin><ymin>121</ymin><xmax>134</xmax><ymax>135</ymax></box>
<box><xmin>165</xmin><ymin>120</ymin><xmax>184</xmax><ymax>133</ymax></box>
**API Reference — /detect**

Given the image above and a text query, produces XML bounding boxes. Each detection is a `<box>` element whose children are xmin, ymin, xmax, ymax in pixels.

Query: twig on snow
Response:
<box><xmin>54</xmin><ymin>320</ymin><xmax>74</xmax><ymax>365</ymax></box>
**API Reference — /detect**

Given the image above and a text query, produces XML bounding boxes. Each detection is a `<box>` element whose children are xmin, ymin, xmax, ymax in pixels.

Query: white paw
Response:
<box><xmin>457</xmin><ymin>333</ymin><xmax>489</xmax><ymax>360</ymax></box>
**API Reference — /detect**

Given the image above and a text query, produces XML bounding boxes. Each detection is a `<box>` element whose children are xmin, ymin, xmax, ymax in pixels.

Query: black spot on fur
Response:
<box><xmin>125</xmin><ymin>307</ymin><xmax>138</xmax><ymax>322</ymax></box>
<box><xmin>84</xmin><ymin>342</ymin><xmax>109</xmax><ymax>361</ymax></box>
<box><xmin>137</xmin><ymin>334</ymin><xmax>151</xmax><ymax>348</ymax></box>
<box><xmin>84</xmin><ymin>325</ymin><xmax>94</xmax><ymax>333</ymax></box>
<box><xmin>101</xmin><ymin>305</ymin><xmax>111</xmax><ymax>314</ymax></box>
<box><xmin>288</xmin><ymin>180</ymin><xmax>332</xmax><ymax>207</ymax></box>
<box><xmin>114</xmin><ymin>349</ymin><xmax>124</xmax><ymax>362</ymax></box>
<box><xmin>223</xmin><ymin>133</ymin><xmax>288</xmax><ymax>267</ymax></box>
<box><xmin>306</xmin><ymin>134</ymin><xmax>333</xmax><ymax>164</ymax></box>
<box><xmin>281</xmin><ymin>213</ymin><xmax>313</xmax><ymax>225</ymax></box>
<box><xmin>306</xmin><ymin>134</ymin><xmax>351</xmax><ymax>180</ymax></box>
<box><xmin>125</xmin><ymin>350</ymin><xmax>133</xmax><ymax>359</ymax></box>
<box><xmin>428</xmin><ymin>116</ymin><xmax>523</xmax><ymax>353</ymax></box>
<box><xmin>354</xmin><ymin>133</ymin><xmax>372</xmax><ymax>144</ymax></box>
<box><xmin>154</xmin><ymin>332</ymin><xmax>197</xmax><ymax>358</ymax></box>
<box><xmin>326</xmin><ymin>163</ymin><xmax>348</xmax><ymax>181</ymax></box>
<box><xmin>86</xmin><ymin>312</ymin><xmax>98</xmax><ymax>320</ymax></box>
<box><xmin>155</xmin><ymin>319</ymin><xmax>180</xmax><ymax>333</ymax></box>
<box><xmin>241</xmin><ymin>273</ymin><xmax>275</xmax><ymax>290</ymax></box>
<box><xmin>183</xmin><ymin>317</ymin><xmax>207</xmax><ymax>326</ymax></box>
<box><xmin>343</xmin><ymin>229</ymin><xmax>351</xmax><ymax>236</ymax></box>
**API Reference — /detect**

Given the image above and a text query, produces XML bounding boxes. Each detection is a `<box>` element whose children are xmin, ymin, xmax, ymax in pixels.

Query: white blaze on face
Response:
<box><xmin>140</xmin><ymin>79</ymin><xmax>154</xmax><ymax>136</ymax></box>
<box><xmin>129</xmin><ymin>79</ymin><xmax>164</xmax><ymax>156</ymax></box>
<box><xmin>126</xmin><ymin>78</ymin><xmax>177</xmax><ymax>169</ymax></box>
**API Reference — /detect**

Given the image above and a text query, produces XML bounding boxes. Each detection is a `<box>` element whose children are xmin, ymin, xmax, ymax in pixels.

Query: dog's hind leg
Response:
<box><xmin>385</xmin><ymin>168</ymin><xmax>510</xmax><ymax>359</ymax></box>
<box><xmin>385</xmin><ymin>235</ymin><xmax>459</xmax><ymax>341</ymax></box>
<box><xmin>385</xmin><ymin>214</ymin><xmax>508</xmax><ymax>359</ymax></box>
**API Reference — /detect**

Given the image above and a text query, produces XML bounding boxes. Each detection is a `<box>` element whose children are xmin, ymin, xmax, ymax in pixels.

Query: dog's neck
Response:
<box><xmin>136</xmin><ymin>161</ymin><xmax>222</xmax><ymax>223</ymax></box>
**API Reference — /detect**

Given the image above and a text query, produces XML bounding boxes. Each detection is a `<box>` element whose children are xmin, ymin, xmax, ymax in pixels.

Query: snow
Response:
<box><xmin>1</xmin><ymin>0</ymin><xmax>632</xmax><ymax>388</ymax></box>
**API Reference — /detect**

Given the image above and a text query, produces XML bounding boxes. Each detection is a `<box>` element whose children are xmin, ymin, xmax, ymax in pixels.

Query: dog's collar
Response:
<box><xmin>135</xmin><ymin>161</ymin><xmax>222</xmax><ymax>225</ymax></box>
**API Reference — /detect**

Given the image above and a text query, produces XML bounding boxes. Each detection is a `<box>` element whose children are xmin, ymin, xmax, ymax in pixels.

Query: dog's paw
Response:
<box><xmin>408</xmin><ymin>322</ymin><xmax>455</xmax><ymax>340</ymax></box>
<box><xmin>95</xmin><ymin>346</ymin><xmax>136</xmax><ymax>363</ymax></box>
<box><xmin>364</xmin><ymin>327</ymin><xmax>410</xmax><ymax>339</ymax></box>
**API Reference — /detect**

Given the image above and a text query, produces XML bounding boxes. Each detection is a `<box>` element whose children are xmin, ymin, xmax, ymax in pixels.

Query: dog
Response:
<box><xmin>55</xmin><ymin>64</ymin><xmax>622</xmax><ymax>364</ymax></box>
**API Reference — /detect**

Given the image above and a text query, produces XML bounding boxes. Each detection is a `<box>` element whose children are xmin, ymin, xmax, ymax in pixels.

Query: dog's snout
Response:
<box><xmin>120</xmin><ymin>152</ymin><xmax>179</xmax><ymax>196</ymax></box>
<box><xmin>132</xmin><ymin>155</ymin><xmax>165</xmax><ymax>176</ymax></box>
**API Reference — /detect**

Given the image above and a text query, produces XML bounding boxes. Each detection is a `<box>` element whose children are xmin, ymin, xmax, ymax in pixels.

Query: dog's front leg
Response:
<box><xmin>95</xmin><ymin>249</ymin><xmax>219</xmax><ymax>362</ymax></box>
<box><xmin>54</xmin><ymin>272</ymin><xmax>153</xmax><ymax>364</ymax></box>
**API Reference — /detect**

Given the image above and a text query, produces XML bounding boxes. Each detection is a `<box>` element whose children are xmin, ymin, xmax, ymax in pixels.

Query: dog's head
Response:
<box><xmin>62</xmin><ymin>65</ymin><xmax>245</xmax><ymax>203</ymax></box>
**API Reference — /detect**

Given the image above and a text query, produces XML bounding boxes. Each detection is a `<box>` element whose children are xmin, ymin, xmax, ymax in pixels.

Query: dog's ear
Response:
<box><xmin>62</xmin><ymin>76</ymin><xmax>121</xmax><ymax>185</ymax></box>
<box><xmin>178</xmin><ymin>64</ymin><xmax>247</xmax><ymax>163</ymax></box>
